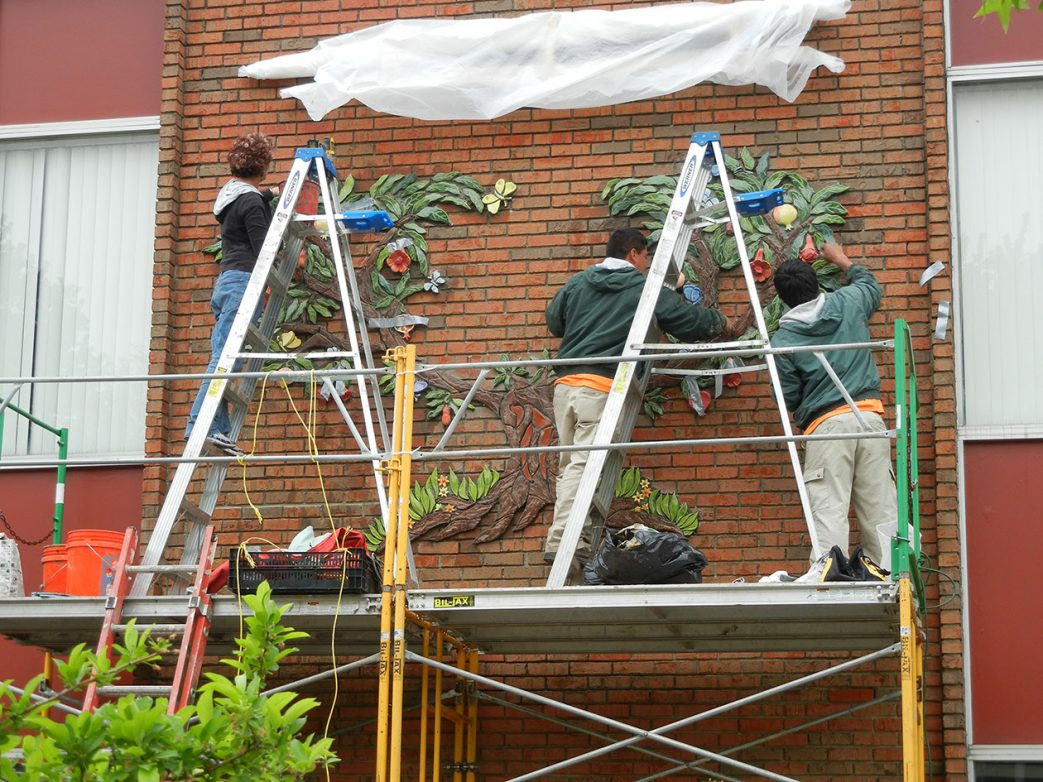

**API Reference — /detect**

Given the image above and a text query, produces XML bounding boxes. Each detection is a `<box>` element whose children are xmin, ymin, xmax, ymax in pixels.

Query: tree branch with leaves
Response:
<box><xmin>975</xmin><ymin>0</ymin><xmax>1043</xmax><ymax>31</ymax></box>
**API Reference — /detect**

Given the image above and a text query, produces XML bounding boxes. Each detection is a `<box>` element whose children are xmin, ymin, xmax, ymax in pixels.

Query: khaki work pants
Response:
<box><xmin>545</xmin><ymin>383</ymin><xmax>605</xmax><ymax>559</ymax></box>
<box><xmin>803</xmin><ymin>410</ymin><xmax>897</xmax><ymax>566</ymax></box>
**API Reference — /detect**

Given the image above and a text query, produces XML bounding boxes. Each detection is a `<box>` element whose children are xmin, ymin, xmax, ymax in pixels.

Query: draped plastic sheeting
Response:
<box><xmin>239</xmin><ymin>0</ymin><xmax>850</xmax><ymax>122</ymax></box>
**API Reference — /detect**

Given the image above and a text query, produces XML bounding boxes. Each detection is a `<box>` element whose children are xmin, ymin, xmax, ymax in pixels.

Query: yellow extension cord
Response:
<box><xmin>231</xmin><ymin>370</ymin><xmax>357</xmax><ymax>781</ymax></box>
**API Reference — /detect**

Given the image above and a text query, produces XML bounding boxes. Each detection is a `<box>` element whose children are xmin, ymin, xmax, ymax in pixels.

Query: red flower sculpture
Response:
<box><xmin>387</xmin><ymin>248</ymin><xmax>411</xmax><ymax>273</ymax></box>
<box><xmin>799</xmin><ymin>234</ymin><xmax>819</xmax><ymax>263</ymax></box>
<box><xmin>751</xmin><ymin>248</ymin><xmax>771</xmax><ymax>283</ymax></box>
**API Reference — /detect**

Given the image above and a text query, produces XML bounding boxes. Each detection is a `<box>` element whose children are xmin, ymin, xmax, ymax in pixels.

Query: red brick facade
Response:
<box><xmin>146</xmin><ymin>0</ymin><xmax>962</xmax><ymax>778</ymax></box>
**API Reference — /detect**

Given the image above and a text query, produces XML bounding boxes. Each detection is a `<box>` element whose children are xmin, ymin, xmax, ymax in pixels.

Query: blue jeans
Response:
<box><xmin>185</xmin><ymin>270</ymin><xmax>252</xmax><ymax>439</ymax></box>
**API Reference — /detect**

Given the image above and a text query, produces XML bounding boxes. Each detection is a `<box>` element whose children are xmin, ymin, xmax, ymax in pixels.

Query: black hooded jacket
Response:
<box><xmin>213</xmin><ymin>180</ymin><xmax>276</xmax><ymax>273</ymax></box>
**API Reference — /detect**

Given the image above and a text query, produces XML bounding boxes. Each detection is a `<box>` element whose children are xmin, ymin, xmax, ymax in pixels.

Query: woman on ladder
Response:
<box><xmin>184</xmin><ymin>133</ymin><xmax>278</xmax><ymax>455</ymax></box>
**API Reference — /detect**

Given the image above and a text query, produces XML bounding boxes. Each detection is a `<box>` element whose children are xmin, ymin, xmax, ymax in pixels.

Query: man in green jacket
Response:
<box><xmin>544</xmin><ymin>228</ymin><xmax>726</xmax><ymax>564</ymax></box>
<box><xmin>771</xmin><ymin>241</ymin><xmax>896</xmax><ymax>567</ymax></box>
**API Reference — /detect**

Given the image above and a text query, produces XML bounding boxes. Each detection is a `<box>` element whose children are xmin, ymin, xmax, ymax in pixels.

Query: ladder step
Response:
<box><xmin>231</xmin><ymin>349</ymin><xmax>360</xmax><ymax>362</ymax></box>
<box><xmin>266</xmin><ymin>270</ymin><xmax>289</xmax><ymax>298</ymax></box>
<box><xmin>242</xmin><ymin>325</ymin><xmax>268</xmax><ymax>353</ymax></box>
<box><xmin>126</xmin><ymin>563</ymin><xmax>199</xmax><ymax>574</ymax></box>
<box><xmin>593</xmin><ymin>451</ymin><xmax>624</xmax><ymax>514</ymax></box>
<box><xmin>97</xmin><ymin>685</ymin><xmax>171</xmax><ymax>697</ymax></box>
<box><xmin>592</xmin><ymin>492</ymin><xmax>612</xmax><ymax>518</ymax></box>
<box><xmin>179</xmin><ymin>500</ymin><xmax>212</xmax><ymax>526</ymax></box>
<box><xmin>113</xmin><ymin>623</ymin><xmax>185</xmax><ymax>635</ymax></box>
<box><xmin>223</xmin><ymin>382</ymin><xmax>250</xmax><ymax>411</ymax></box>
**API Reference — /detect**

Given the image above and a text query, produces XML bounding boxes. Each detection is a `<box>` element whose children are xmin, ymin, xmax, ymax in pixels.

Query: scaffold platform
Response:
<box><xmin>0</xmin><ymin>593</ymin><xmax>381</xmax><ymax>657</ymax></box>
<box><xmin>0</xmin><ymin>581</ymin><xmax>898</xmax><ymax>658</ymax></box>
<box><xmin>409</xmin><ymin>582</ymin><xmax>899</xmax><ymax>654</ymax></box>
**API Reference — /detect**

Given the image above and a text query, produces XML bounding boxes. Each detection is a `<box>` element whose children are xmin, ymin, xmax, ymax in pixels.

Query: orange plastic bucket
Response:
<box><xmin>64</xmin><ymin>530</ymin><xmax>126</xmax><ymax>596</ymax></box>
<box><xmin>41</xmin><ymin>544</ymin><xmax>68</xmax><ymax>593</ymax></box>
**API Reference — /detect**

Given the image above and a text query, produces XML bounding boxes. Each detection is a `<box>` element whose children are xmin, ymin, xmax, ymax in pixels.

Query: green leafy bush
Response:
<box><xmin>0</xmin><ymin>582</ymin><xmax>335</xmax><ymax>781</ymax></box>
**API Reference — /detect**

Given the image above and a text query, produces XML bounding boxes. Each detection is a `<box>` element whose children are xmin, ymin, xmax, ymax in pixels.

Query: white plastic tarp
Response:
<box><xmin>239</xmin><ymin>0</ymin><xmax>850</xmax><ymax>122</ymax></box>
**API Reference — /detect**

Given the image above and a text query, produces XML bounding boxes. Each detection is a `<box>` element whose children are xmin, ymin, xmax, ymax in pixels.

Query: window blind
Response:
<box><xmin>0</xmin><ymin>132</ymin><xmax>158</xmax><ymax>458</ymax></box>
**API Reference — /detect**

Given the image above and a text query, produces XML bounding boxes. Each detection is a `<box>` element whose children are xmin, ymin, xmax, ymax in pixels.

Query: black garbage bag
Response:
<box><xmin>583</xmin><ymin>524</ymin><xmax>708</xmax><ymax>586</ymax></box>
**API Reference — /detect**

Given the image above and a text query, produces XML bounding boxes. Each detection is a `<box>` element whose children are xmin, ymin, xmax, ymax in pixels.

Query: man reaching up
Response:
<box><xmin>771</xmin><ymin>241</ymin><xmax>897</xmax><ymax>567</ymax></box>
<box><xmin>544</xmin><ymin>228</ymin><xmax>726</xmax><ymax>565</ymax></box>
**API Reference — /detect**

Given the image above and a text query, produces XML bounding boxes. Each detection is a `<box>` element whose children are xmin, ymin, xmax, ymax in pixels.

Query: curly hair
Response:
<box><xmin>228</xmin><ymin>133</ymin><xmax>274</xmax><ymax>179</ymax></box>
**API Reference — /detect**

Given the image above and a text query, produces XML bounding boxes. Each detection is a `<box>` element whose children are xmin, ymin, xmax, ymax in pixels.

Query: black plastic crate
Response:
<box><xmin>227</xmin><ymin>547</ymin><xmax>378</xmax><ymax>595</ymax></box>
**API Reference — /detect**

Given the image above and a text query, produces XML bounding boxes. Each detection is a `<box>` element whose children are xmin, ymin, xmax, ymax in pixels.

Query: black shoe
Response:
<box><xmin>205</xmin><ymin>433</ymin><xmax>245</xmax><ymax>457</ymax></box>
<box><xmin>820</xmin><ymin>546</ymin><xmax>859</xmax><ymax>582</ymax></box>
<box><xmin>846</xmin><ymin>547</ymin><xmax>889</xmax><ymax>581</ymax></box>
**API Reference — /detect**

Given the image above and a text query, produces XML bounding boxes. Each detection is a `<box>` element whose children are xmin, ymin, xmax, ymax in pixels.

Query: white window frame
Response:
<box><xmin>0</xmin><ymin>117</ymin><xmax>160</xmax><ymax>141</ymax></box>
<box><xmin>0</xmin><ymin>115</ymin><xmax>160</xmax><ymax>465</ymax></box>
<box><xmin>949</xmin><ymin>74</ymin><xmax>1043</xmax><ymax>439</ymax></box>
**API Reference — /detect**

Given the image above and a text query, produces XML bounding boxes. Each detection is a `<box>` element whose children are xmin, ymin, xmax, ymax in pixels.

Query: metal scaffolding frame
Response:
<box><xmin>363</xmin><ymin>329</ymin><xmax>925</xmax><ymax>782</ymax></box>
<box><xmin>0</xmin><ymin>323</ymin><xmax>926</xmax><ymax>781</ymax></box>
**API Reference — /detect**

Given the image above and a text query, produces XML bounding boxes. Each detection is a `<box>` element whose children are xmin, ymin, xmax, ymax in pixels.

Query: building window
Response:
<box><xmin>976</xmin><ymin>761</ymin><xmax>1043</xmax><ymax>781</ymax></box>
<box><xmin>953</xmin><ymin>78</ymin><xmax>1043</xmax><ymax>432</ymax></box>
<box><xmin>0</xmin><ymin>130</ymin><xmax>158</xmax><ymax>458</ymax></box>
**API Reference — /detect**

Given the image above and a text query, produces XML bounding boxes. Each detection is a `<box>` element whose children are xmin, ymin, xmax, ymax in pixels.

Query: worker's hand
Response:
<box><xmin>716</xmin><ymin>311</ymin><xmax>729</xmax><ymax>336</ymax></box>
<box><xmin>270</xmin><ymin>185</ymin><xmax>281</xmax><ymax>198</ymax></box>
<box><xmin>675</xmin><ymin>272</ymin><xmax>686</xmax><ymax>290</ymax></box>
<box><xmin>821</xmin><ymin>241</ymin><xmax>853</xmax><ymax>271</ymax></box>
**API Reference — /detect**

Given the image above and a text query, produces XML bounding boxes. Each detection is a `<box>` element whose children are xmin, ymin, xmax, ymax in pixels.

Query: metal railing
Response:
<box><xmin>893</xmin><ymin>318</ymin><xmax>924</xmax><ymax>606</ymax></box>
<box><xmin>0</xmin><ymin>389</ymin><xmax>68</xmax><ymax>545</ymax></box>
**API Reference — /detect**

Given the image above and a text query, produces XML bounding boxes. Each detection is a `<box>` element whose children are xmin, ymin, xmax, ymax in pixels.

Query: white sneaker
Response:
<box><xmin>205</xmin><ymin>432</ymin><xmax>245</xmax><ymax>457</ymax></box>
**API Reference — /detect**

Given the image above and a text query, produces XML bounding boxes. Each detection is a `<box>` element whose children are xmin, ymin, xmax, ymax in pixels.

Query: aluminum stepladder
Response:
<box><xmin>83</xmin><ymin>525</ymin><xmax>216</xmax><ymax>713</ymax></box>
<box><xmin>132</xmin><ymin>142</ymin><xmax>398</xmax><ymax>596</ymax></box>
<box><xmin>546</xmin><ymin>131</ymin><xmax>820</xmax><ymax>588</ymax></box>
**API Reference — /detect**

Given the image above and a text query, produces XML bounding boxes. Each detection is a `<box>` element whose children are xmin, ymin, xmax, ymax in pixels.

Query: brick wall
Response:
<box><xmin>152</xmin><ymin>0</ymin><xmax>960</xmax><ymax>778</ymax></box>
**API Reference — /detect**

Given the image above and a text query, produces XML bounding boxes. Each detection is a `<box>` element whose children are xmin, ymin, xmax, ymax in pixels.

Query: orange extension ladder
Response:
<box><xmin>82</xmin><ymin>525</ymin><xmax>216</xmax><ymax>713</ymax></box>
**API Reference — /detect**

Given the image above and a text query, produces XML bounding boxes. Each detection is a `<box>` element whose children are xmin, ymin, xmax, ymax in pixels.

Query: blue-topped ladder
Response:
<box><xmin>547</xmin><ymin>131</ymin><xmax>817</xmax><ymax>588</ymax></box>
<box><xmin>132</xmin><ymin>141</ymin><xmax>395</xmax><ymax>595</ymax></box>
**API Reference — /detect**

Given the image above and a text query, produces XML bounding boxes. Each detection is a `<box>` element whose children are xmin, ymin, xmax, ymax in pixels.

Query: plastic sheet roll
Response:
<box><xmin>240</xmin><ymin>0</ymin><xmax>850</xmax><ymax>121</ymax></box>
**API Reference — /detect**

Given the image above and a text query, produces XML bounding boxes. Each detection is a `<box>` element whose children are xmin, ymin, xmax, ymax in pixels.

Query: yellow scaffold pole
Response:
<box><xmin>377</xmin><ymin>346</ymin><xmax>409</xmax><ymax>782</ymax></box>
<box><xmin>433</xmin><ymin>631</ymin><xmax>444</xmax><ymax>782</ymax></box>
<box><xmin>466</xmin><ymin>650</ymin><xmax>478</xmax><ymax>782</ymax></box>
<box><xmin>390</xmin><ymin>345</ymin><xmax>418</xmax><ymax>782</ymax></box>
<box><xmin>420</xmin><ymin>628</ymin><xmax>431</xmax><ymax>782</ymax></box>
<box><xmin>453</xmin><ymin>646</ymin><xmax>466</xmax><ymax>782</ymax></box>
<box><xmin>899</xmin><ymin>575</ymin><xmax>926</xmax><ymax>782</ymax></box>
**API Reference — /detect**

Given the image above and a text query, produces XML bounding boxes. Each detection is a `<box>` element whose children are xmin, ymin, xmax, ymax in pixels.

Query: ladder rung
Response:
<box><xmin>223</xmin><ymin>383</ymin><xmax>250</xmax><ymax>411</ymax></box>
<box><xmin>266</xmin><ymin>271</ymin><xmax>289</xmax><ymax>298</ymax></box>
<box><xmin>233</xmin><ymin>350</ymin><xmax>360</xmax><ymax>362</ymax></box>
<box><xmin>199</xmin><ymin>438</ymin><xmax>243</xmax><ymax>459</ymax></box>
<box><xmin>242</xmin><ymin>326</ymin><xmax>268</xmax><ymax>352</ymax></box>
<box><xmin>126</xmin><ymin>564</ymin><xmax>198</xmax><ymax>574</ymax></box>
<box><xmin>97</xmin><ymin>685</ymin><xmax>171</xmax><ymax>697</ymax></box>
<box><xmin>180</xmin><ymin>500</ymin><xmax>211</xmax><ymax>526</ymax></box>
<box><xmin>113</xmin><ymin>623</ymin><xmax>185</xmax><ymax>635</ymax></box>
